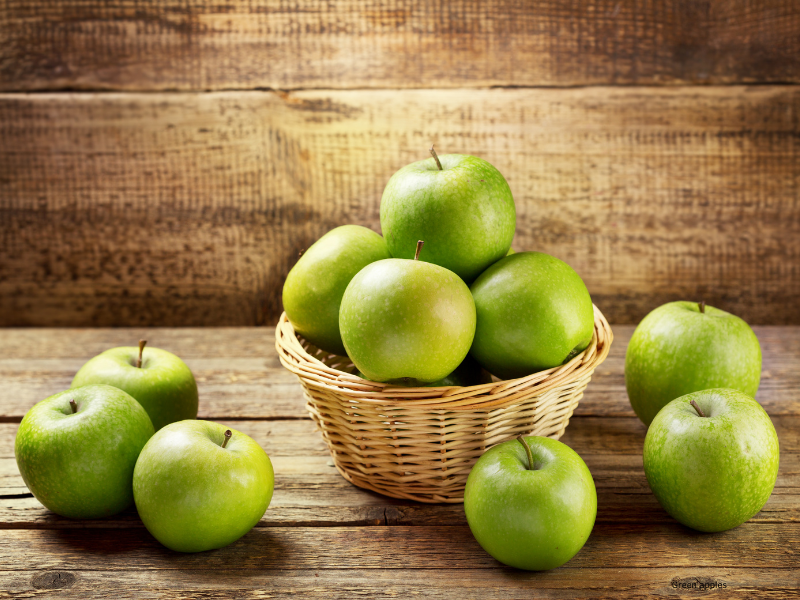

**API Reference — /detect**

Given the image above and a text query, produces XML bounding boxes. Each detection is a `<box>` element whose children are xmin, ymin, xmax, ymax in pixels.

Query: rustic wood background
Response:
<box><xmin>1</xmin><ymin>1</ymin><xmax>799</xmax><ymax>326</ymax></box>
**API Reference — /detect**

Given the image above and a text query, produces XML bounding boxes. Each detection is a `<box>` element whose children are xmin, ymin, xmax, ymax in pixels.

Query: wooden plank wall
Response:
<box><xmin>1</xmin><ymin>1</ymin><xmax>799</xmax><ymax>326</ymax></box>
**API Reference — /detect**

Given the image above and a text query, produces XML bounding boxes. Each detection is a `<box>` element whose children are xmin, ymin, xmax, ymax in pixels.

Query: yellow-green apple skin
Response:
<box><xmin>72</xmin><ymin>346</ymin><xmax>198</xmax><ymax>431</ymax></box>
<box><xmin>133</xmin><ymin>420</ymin><xmax>274</xmax><ymax>553</ymax></box>
<box><xmin>625</xmin><ymin>302</ymin><xmax>762</xmax><ymax>426</ymax></box>
<box><xmin>464</xmin><ymin>436</ymin><xmax>597</xmax><ymax>571</ymax></box>
<box><xmin>469</xmin><ymin>252</ymin><xmax>595</xmax><ymax>379</ymax></box>
<box><xmin>339</xmin><ymin>258</ymin><xmax>476</xmax><ymax>383</ymax></box>
<box><xmin>15</xmin><ymin>385</ymin><xmax>154</xmax><ymax>519</ymax></box>
<box><xmin>282</xmin><ymin>225</ymin><xmax>391</xmax><ymax>355</ymax></box>
<box><xmin>643</xmin><ymin>389</ymin><xmax>779</xmax><ymax>532</ymax></box>
<box><xmin>380</xmin><ymin>154</ymin><xmax>515</xmax><ymax>283</ymax></box>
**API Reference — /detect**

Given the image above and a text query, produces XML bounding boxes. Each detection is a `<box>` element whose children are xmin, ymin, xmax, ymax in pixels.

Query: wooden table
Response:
<box><xmin>1</xmin><ymin>327</ymin><xmax>798</xmax><ymax>597</ymax></box>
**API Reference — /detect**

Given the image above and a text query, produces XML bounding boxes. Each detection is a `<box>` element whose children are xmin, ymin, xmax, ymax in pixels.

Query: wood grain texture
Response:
<box><xmin>2</xmin><ymin>325</ymin><xmax>799</xmax><ymax>420</ymax></box>
<box><xmin>1</xmin><ymin>0</ymin><xmax>799</xmax><ymax>91</ymax></box>
<box><xmin>2</xmin><ymin>87</ymin><xmax>799</xmax><ymax>327</ymax></box>
<box><xmin>0</xmin><ymin>328</ymin><xmax>798</xmax><ymax>597</ymax></box>
<box><xmin>2</xmin><ymin>524</ymin><xmax>799</xmax><ymax>571</ymax></box>
<box><xmin>1</xmin><ymin>568</ymin><xmax>797</xmax><ymax>600</ymax></box>
<box><xmin>2</xmin><ymin>417</ymin><xmax>798</xmax><ymax>527</ymax></box>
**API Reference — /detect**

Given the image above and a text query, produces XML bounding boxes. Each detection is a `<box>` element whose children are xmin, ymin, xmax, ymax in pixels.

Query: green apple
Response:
<box><xmin>71</xmin><ymin>341</ymin><xmax>198</xmax><ymax>431</ymax></box>
<box><xmin>355</xmin><ymin>355</ymin><xmax>491</xmax><ymax>387</ymax></box>
<box><xmin>465</xmin><ymin>436</ymin><xmax>597</xmax><ymax>571</ymax></box>
<box><xmin>469</xmin><ymin>252</ymin><xmax>595</xmax><ymax>379</ymax></box>
<box><xmin>643</xmin><ymin>388</ymin><xmax>779</xmax><ymax>532</ymax></box>
<box><xmin>380</xmin><ymin>151</ymin><xmax>515</xmax><ymax>282</ymax></box>
<box><xmin>283</xmin><ymin>225</ymin><xmax>391</xmax><ymax>355</ymax></box>
<box><xmin>133</xmin><ymin>420</ymin><xmax>274</xmax><ymax>553</ymax></box>
<box><xmin>625</xmin><ymin>301</ymin><xmax>762</xmax><ymax>426</ymax></box>
<box><xmin>15</xmin><ymin>385</ymin><xmax>154</xmax><ymax>519</ymax></box>
<box><xmin>339</xmin><ymin>242</ymin><xmax>476</xmax><ymax>383</ymax></box>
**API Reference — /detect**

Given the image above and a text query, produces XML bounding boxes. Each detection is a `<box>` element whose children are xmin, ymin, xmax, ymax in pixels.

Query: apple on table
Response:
<box><xmin>464</xmin><ymin>435</ymin><xmax>597</xmax><ymax>571</ymax></box>
<box><xmin>134</xmin><ymin>420</ymin><xmax>274</xmax><ymax>553</ymax></box>
<box><xmin>72</xmin><ymin>339</ymin><xmax>198</xmax><ymax>431</ymax></box>
<box><xmin>644</xmin><ymin>388</ymin><xmax>779</xmax><ymax>532</ymax></box>
<box><xmin>625</xmin><ymin>301</ymin><xmax>762</xmax><ymax>426</ymax></box>
<box><xmin>15</xmin><ymin>384</ymin><xmax>155</xmax><ymax>519</ymax></box>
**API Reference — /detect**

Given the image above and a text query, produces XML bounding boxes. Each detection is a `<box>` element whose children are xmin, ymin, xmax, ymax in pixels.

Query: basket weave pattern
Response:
<box><xmin>276</xmin><ymin>306</ymin><xmax>613</xmax><ymax>503</ymax></box>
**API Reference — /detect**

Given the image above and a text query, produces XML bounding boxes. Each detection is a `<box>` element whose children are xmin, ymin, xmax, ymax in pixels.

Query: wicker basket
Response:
<box><xmin>276</xmin><ymin>306</ymin><xmax>613</xmax><ymax>503</ymax></box>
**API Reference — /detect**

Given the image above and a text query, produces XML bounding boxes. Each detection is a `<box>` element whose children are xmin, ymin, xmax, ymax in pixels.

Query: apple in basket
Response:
<box><xmin>339</xmin><ymin>241</ymin><xmax>476</xmax><ymax>384</ymax></box>
<box><xmin>283</xmin><ymin>225</ymin><xmax>391</xmax><ymax>355</ymax></box>
<box><xmin>355</xmin><ymin>354</ymin><xmax>491</xmax><ymax>387</ymax></box>
<box><xmin>469</xmin><ymin>252</ymin><xmax>595</xmax><ymax>379</ymax></box>
<box><xmin>380</xmin><ymin>148</ymin><xmax>516</xmax><ymax>283</ymax></box>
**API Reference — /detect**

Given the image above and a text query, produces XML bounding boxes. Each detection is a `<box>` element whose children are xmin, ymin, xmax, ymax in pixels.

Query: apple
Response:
<box><xmin>133</xmin><ymin>420</ymin><xmax>274</xmax><ymax>553</ymax></box>
<box><xmin>71</xmin><ymin>340</ymin><xmax>199</xmax><ymax>431</ymax></box>
<box><xmin>283</xmin><ymin>224</ymin><xmax>391</xmax><ymax>355</ymax></box>
<box><xmin>355</xmin><ymin>355</ymin><xmax>491</xmax><ymax>387</ymax></box>
<box><xmin>380</xmin><ymin>149</ymin><xmax>515</xmax><ymax>282</ymax></box>
<box><xmin>464</xmin><ymin>436</ymin><xmax>597</xmax><ymax>571</ymax></box>
<box><xmin>643</xmin><ymin>388</ymin><xmax>779</xmax><ymax>532</ymax></box>
<box><xmin>339</xmin><ymin>241</ymin><xmax>476</xmax><ymax>383</ymax></box>
<box><xmin>469</xmin><ymin>252</ymin><xmax>595</xmax><ymax>379</ymax></box>
<box><xmin>15</xmin><ymin>384</ymin><xmax>154</xmax><ymax>519</ymax></box>
<box><xmin>625</xmin><ymin>301</ymin><xmax>762</xmax><ymax>426</ymax></box>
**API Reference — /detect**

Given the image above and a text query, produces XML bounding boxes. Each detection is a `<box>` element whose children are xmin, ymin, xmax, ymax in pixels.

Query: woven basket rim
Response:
<box><xmin>275</xmin><ymin>304</ymin><xmax>613</xmax><ymax>411</ymax></box>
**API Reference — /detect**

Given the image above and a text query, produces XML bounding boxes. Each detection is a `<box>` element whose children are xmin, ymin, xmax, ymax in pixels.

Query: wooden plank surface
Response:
<box><xmin>2</xmin><ymin>87</ymin><xmax>799</xmax><ymax>327</ymax></box>
<box><xmin>2</xmin><ymin>418</ymin><xmax>798</xmax><ymax>528</ymax></box>
<box><xmin>1</xmin><ymin>568</ymin><xmax>798</xmax><ymax>599</ymax></box>
<box><xmin>1</xmin><ymin>1</ymin><xmax>799</xmax><ymax>91</ymax></box>
<box><xmin>0</xmin><ymin>327</ymin><xmax>798</xmax><ymax>598</ymax></box>
<box><xmin>3</xmin><ymin>326</ymin><xmax>799</xmax><ymax>421</ymax></box>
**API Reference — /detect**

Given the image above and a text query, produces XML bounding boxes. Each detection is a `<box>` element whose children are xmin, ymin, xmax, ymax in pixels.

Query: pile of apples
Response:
<box><xmin>463</xmin><ymin>300</ymin><xmax>780</xmax><ymax>571</ymax></box>
<box><xmin>283</xmin><ymin>148</ymin><xmax>596</xmax><ymax>385</ymax></box>
<box><xmin>14</xmin><ymin>341</ymin><xmax>274</xmax><ymax>553</ymax></box>
<box><xmin>13</xmin><ymin>149</ymin><xmax>781</xmax><ymax>572</ymax></box>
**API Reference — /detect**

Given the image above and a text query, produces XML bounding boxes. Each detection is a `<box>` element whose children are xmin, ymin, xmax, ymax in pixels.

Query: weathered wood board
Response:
<box><xmin>2</xmin><ymin>326</ymin><xmax>799</xmax><ymax>420</ymax></box>
<box><xmin>1</xmin><ymin>0</ymin><xmax>799</xmax><ymax>91</ymax></box>
<box><xmin>0</xmin><ymin>327</ymin><xmax>798</xmax><ymax>597</ymax></box>
<box><xmin>2</xmin><ymin>87</ymin><xmax>798</xmax><ymax>327</ymax></box>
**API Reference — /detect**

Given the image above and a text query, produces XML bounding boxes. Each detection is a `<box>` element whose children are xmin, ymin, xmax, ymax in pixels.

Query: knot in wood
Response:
<box><xmin>31</xmin><ymin>571</ymin><xmax>77</xmax><ymax>590</ymax></box>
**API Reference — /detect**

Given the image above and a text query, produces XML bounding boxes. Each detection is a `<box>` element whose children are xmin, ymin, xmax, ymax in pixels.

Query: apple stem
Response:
<box><xmin>429</xmin><ymin>145</ymin><xmax>443</xmax><ymax>171</ymax></box>
<box><xmin>690</xmin><ymin>399</ymin><xmax>707</xmax><ymax>418</ymax></box>
<box><xmin>69</xmin><ymin>399</ymin><xmax>77</xmax><ymax>414</ymax></box>
<box><xmin>221</xmin><ymin>429</ymin><xmax>232</xmax><ymax>449</ymax></box>
<box><xmin>414</xmin><ymin>240</ymin><xmax>424</xmax><ymax>261</ymax></box>
<box><xmin>137</xmin><ymin>339</ymin><xmax>147</xmax><ymax>368</ymax></box>
<box><xmin>699</xmin><ymin>301</ymin><xmax>706</xmax><ymax>314</ymax></box>
<box><xmin>516</xmin><ymin>435</ymin><xmax>535</xmax><ymax>471</ymax></box>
